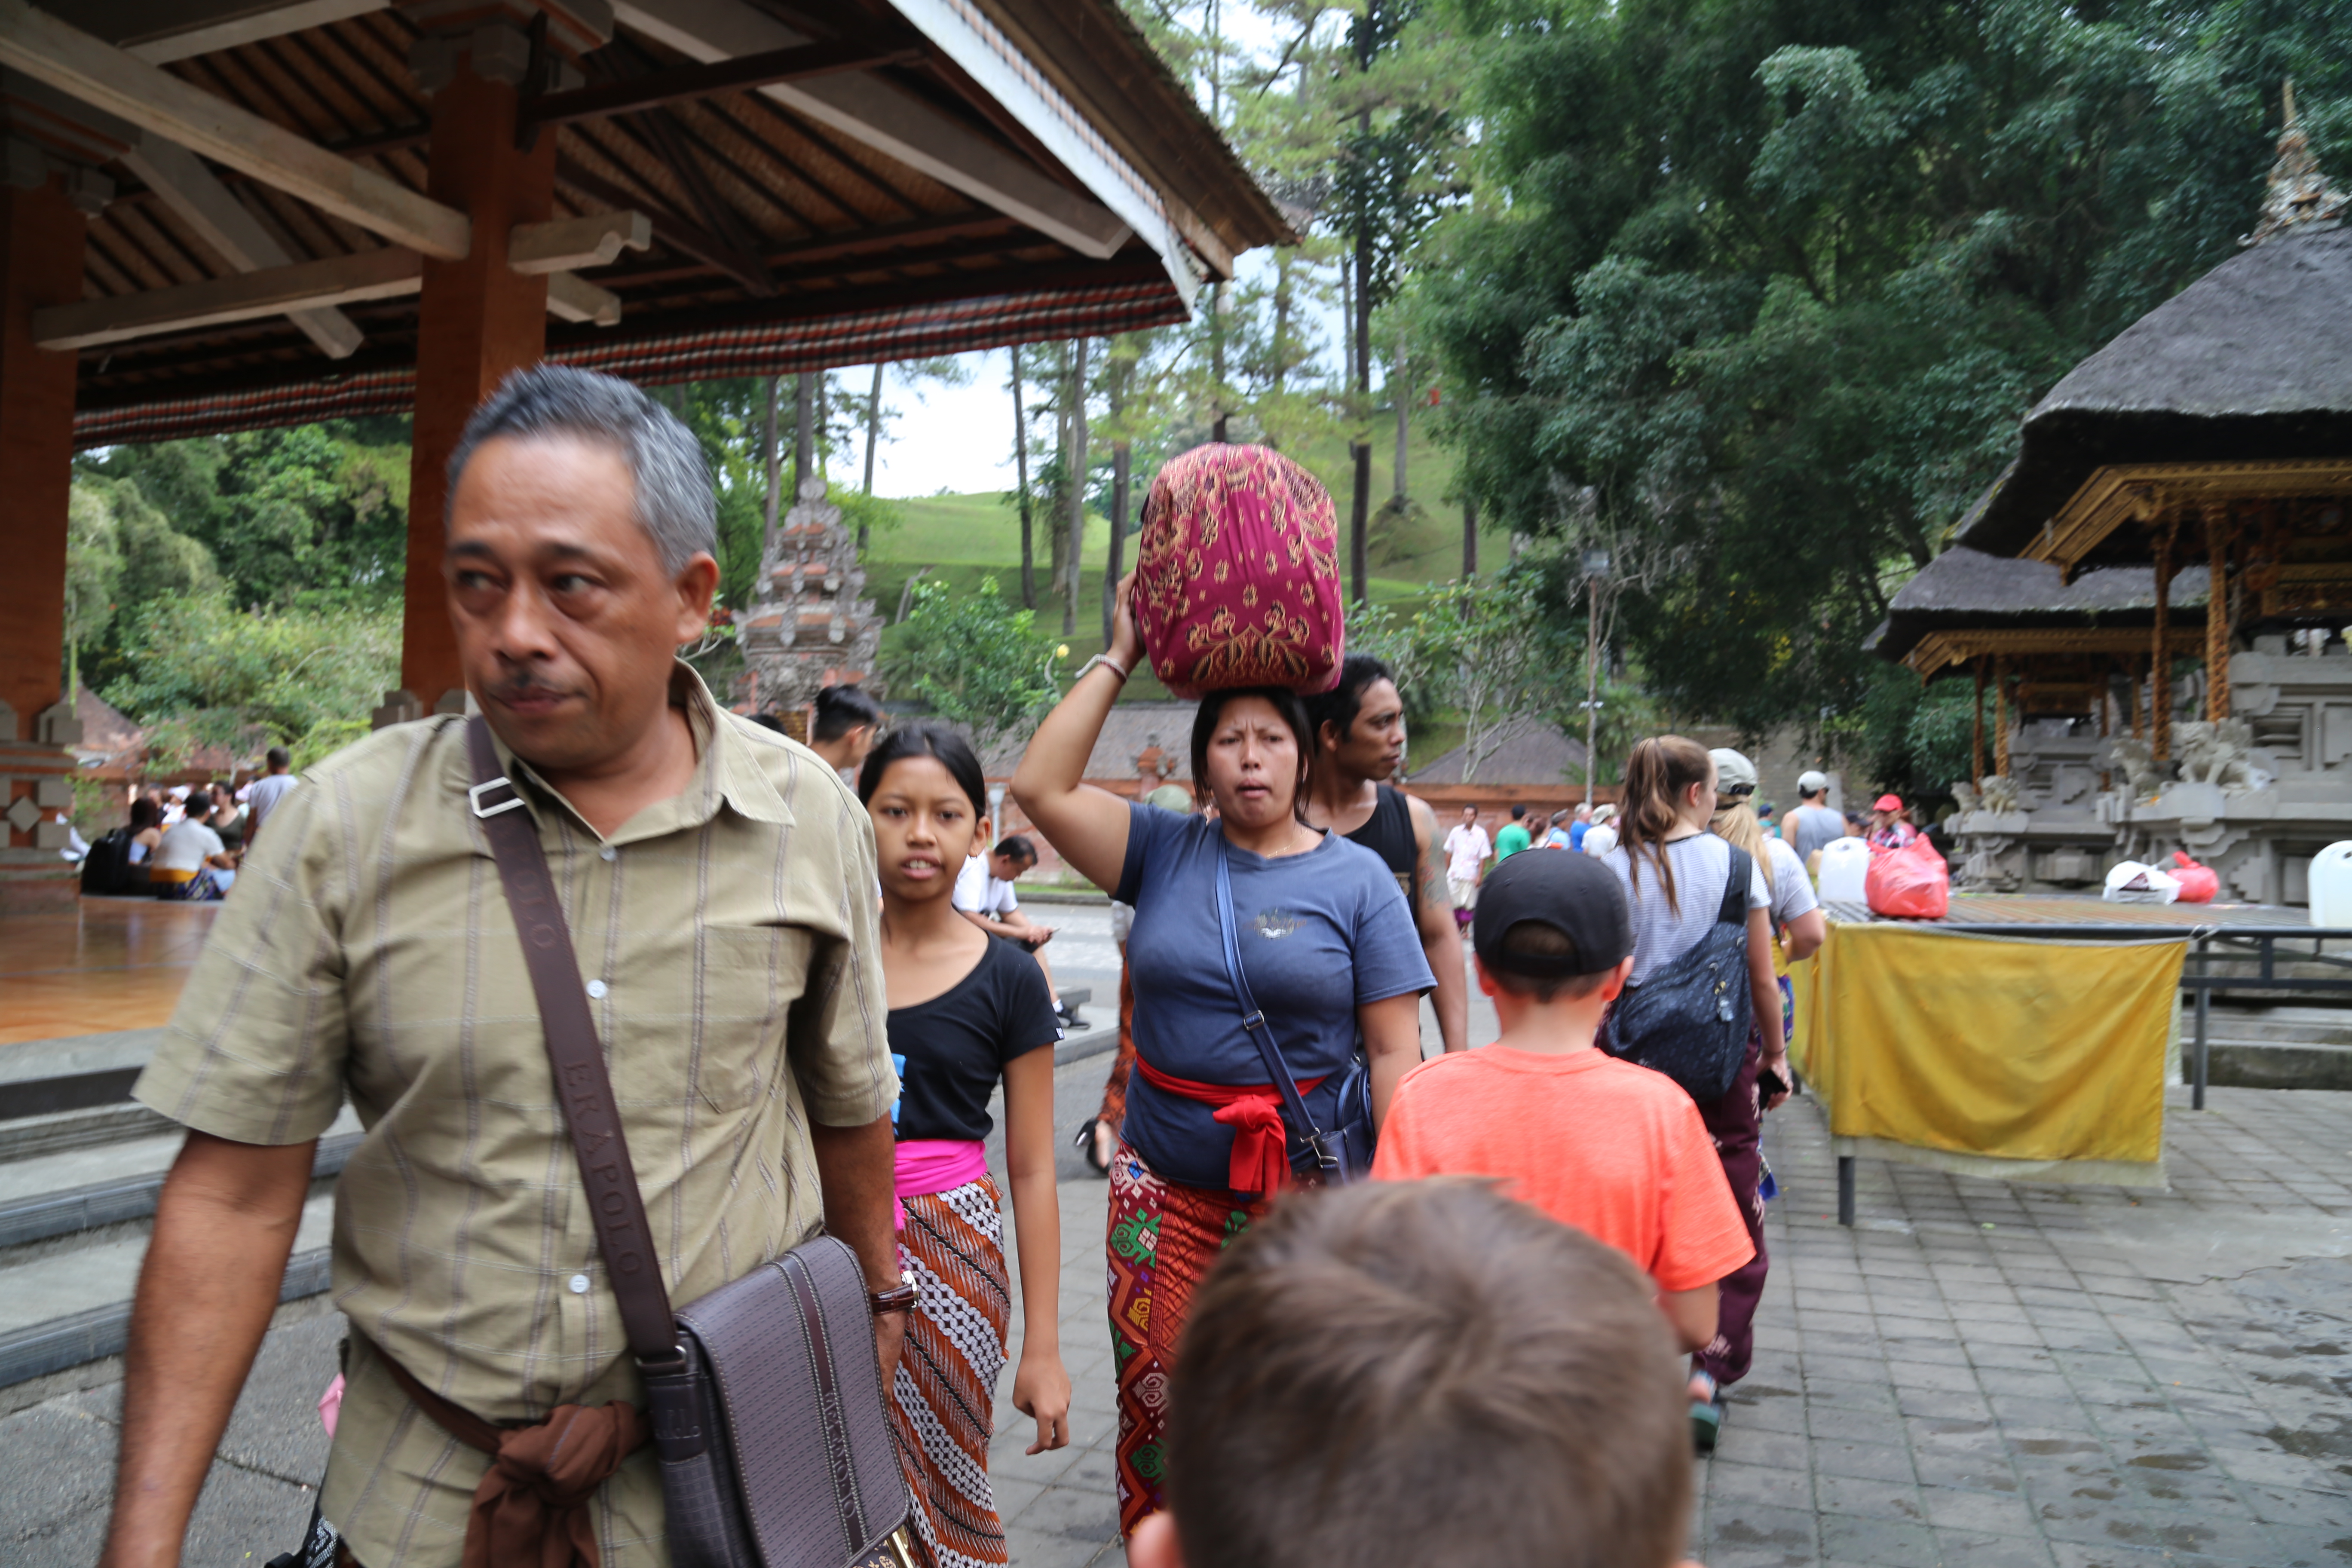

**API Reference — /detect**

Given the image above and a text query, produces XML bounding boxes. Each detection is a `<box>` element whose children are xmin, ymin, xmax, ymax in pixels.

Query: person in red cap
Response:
<box><xmin>1868</xmin><ymin>794</ymin><xmax>1917</xmax><ymax>850</ymax></box>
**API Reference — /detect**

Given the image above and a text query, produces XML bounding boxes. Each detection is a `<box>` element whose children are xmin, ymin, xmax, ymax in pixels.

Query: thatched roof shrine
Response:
<box><xmin>1955</xmin><ymin>225</ymin><xmax>2352</xmax><ymax>568</ymax></box>
<box><xmin>1868</xmin><ymin>547</ymin><xmax>2208</xmax><ymax>674</ymax></box>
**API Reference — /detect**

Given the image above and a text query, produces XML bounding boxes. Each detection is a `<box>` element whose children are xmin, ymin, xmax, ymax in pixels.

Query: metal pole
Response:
<box><xmin>1837</xmin><ymin>1155</ymin><xmax>1855</xmax><ymax>1227</ymax></box>
<box><xmin>2191</xmin><ymin>934</ymin><xmax>2210</xmax><ymax>1111</ymax></box>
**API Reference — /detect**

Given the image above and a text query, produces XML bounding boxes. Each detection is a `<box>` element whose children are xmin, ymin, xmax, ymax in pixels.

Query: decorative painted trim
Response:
<box><xmin>2024</xmin><ymin>459</ymin><xmax>2352</xmax><ymax>575</ymax></box>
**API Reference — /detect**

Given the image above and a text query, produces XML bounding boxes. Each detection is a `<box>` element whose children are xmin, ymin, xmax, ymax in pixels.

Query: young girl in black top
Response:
<box><xmin>858</xmin><ymin>723</ymin><xmax>1069</xmax><ymax>1568</ymax></box>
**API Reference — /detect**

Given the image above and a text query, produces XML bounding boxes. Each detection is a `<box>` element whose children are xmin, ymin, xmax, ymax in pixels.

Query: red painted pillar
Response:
<box><xmin>0</xmin><ymin>175</ymin><xmax>87</xmax><ymax>905</ymax></box>
<box><xmin>393</xmin><ymin>51</ymin><xmax>555</xmax><ymax>717</ymax></box>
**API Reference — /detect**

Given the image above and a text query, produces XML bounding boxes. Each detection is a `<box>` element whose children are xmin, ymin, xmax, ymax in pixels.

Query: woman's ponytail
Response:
<box><xmin>1616</xmin><ymin>735</ymin><xmax>1714</xmax><ymax>915</ymax></box>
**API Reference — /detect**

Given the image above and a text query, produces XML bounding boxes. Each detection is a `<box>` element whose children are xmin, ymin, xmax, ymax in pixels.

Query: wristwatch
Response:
<box><xmin>869</xmin><ymin>1270</ymin><xmax>919</xmax><ymax>1316</ymax></box>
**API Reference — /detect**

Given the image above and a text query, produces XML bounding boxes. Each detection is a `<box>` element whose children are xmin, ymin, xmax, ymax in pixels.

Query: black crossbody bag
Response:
<box><xmin>1597</xmin><ymin>845</ymin><xmax>1756</xmax><ymax>1104</ymax></box>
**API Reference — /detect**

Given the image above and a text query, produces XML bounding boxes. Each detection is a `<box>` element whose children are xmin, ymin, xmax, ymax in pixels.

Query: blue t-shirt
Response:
<box><xmin>1116</xmin><ymin>804</ymin><xmax>1435</xmax><ymax>1191</ymax></box>
<box><xmin>1569</xmin><ymin>820</ymin><xmax>1590</xmax><ymax>851</ymax></box>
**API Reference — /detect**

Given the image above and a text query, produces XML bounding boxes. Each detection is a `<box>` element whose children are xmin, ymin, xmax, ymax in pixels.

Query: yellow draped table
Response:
<box><xmin>1788</xmin><ymin>921</ymin><xmax>2183</xmax><ymax>1219</ymax></box>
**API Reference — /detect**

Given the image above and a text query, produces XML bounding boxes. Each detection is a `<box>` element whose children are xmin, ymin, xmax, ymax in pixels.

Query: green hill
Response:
<box><xmin>862</xmin><ymin>404</ymin><xmax>1507</xmax><ymax>701</ymax></box>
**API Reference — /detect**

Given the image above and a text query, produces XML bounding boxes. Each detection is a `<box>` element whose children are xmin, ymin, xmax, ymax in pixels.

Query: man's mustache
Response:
<box><xmin>485</xmin><ymin>674</ymin><xmax>578</xmax><ymax>703</ymax></box>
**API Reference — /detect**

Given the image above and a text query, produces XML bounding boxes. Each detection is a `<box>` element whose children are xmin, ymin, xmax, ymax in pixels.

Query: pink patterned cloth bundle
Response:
<box><xmin>1133</xmin><ymin>443</ymin><xmax>1345</xmax><ymax>698</ymax></box>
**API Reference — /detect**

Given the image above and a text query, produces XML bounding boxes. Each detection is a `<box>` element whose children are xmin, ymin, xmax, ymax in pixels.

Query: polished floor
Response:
<box><xmin>0</xmin><ymin>898</ymin><xmax>220</xmax><ymax>1048</ymax></box>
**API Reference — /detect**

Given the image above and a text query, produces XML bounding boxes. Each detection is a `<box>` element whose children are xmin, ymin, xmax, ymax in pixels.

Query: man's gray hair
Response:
<box><xmin>447</xmin><ymin>364</ymin><xmax>717</xmax><ymax>574</ymax></box>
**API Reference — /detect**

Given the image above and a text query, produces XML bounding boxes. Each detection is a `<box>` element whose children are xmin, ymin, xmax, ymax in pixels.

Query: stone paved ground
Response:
<box><xmin>1700</xmin><ymin>1084</ymin><xmax>2352</xmax><ymax>1568</ymax></box>
<box><xmin>10</xmin><ymin>995</ymin><xmax>2351</xmax><ymax>1566</ymax></box>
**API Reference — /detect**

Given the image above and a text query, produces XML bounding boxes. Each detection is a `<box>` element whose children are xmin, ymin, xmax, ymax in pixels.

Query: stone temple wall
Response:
<box><xmin>1948</xmin><ymin>640</ymin><xmax>2352</xmax><ymax>902</ymax></box>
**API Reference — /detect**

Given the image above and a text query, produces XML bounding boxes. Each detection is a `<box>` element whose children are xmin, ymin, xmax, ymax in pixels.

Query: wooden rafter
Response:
<box><xmin>735</xmin><ymin>89</ymin><xmax>928</xmax><ymax>220</ymax></box>
<box><xmin>694</xmin><ymin>98</ymin><xmax>863</xmax><ymax>231</ymax></box>
<box><xmin>553</xmin><ymin>152</ymin><xmax>771</xmax><ymax>297</ymax></box>
<box><xmin>522</xmin><ymin>40</ymin><xmax>919</xmax><ymax>130</ymax></box>
<box><xmin>0</xmin><ymin>0</ymin><xmax>470</xmax><ymax>257</ymax></box>
<box><xmin>616</xmin><ymin>111</ymin><xmax>778</xmax><ymax>296</ymax></box>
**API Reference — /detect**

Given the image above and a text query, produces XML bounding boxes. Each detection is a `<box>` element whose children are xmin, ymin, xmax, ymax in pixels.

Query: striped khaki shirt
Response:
<box><xmin>135</xmin><ymin>665</ymin><xmax>896</xmax><ymax>1568</ymax></box>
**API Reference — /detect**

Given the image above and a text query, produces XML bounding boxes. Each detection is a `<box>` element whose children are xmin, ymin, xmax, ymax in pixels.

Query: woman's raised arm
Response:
<box><xmin>1010</xmin><ymin>573</ymin><xmax>1141</xmax><ymax>892</ymax></box>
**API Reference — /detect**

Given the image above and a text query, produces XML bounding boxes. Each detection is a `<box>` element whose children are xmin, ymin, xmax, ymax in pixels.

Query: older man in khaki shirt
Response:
<box><xmin>100</xmin><ymin>367</ymin><xmax>905</xmax><ymax>1568</ymax></box>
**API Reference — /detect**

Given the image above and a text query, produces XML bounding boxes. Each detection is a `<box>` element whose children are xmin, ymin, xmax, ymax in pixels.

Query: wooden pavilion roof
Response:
<box><xmin>9</xmin><ymin>0</ymin><xmax>1290</xmax><ymax>446</ymax></box>
<box><xmin>1866</xmin><ymin>545</ymin><xmax>2210</xmax><ymax>677</ymax></box>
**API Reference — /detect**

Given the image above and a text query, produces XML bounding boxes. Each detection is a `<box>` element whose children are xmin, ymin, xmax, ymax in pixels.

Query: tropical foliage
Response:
<box><xmin>1412</xmin><ymin>0</ymin><xmax>2350</xmax><ymax>788</ymax></box>
<box><xmin>879</xmin><ymin>578</ymin><xmax>1066</xmax><ymax>752</ymax></box>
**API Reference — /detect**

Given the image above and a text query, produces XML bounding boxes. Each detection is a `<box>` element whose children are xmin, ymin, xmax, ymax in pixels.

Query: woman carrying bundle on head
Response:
<box><xmin>1596</xmin><ymin>735</ymin><xmax>1792</xmax><ymax>1453</ymax></box>
<box><xmin>858</xmin><ymin>723</ymin><xmax>1071</xmax><ymax>1568</ymax></box>
<box><xmin>1011</xmin><ymin>444</ymin><xmax>1433</xmax><ymax>1539</ymax></box>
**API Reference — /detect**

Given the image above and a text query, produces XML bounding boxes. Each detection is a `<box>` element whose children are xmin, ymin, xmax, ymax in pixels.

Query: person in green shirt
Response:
<box><xmin>1494</xmin><ymin>802</ymin><xmax>1534</xmax><ymax>861</ymax></box>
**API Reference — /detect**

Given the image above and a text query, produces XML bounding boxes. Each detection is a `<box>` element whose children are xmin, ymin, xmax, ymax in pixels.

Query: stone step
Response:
<box><xmin>0</xmin><ymin>1102</ymin><xmax>177</xmax><ymax>1164</ymax></box>
<box><xmin>2203</xmin><ymin>1039</ymin><xmax>2352</xmax><ymax>1092</ymax></box>
<box><xmin>2200</xmin><ymin>1006</ymin><xmax>2352</xmax><ymax>1046</ymax></box>
<box><xmin>0</xmin><ymin>1191</ymin><xmax>334</xmax><ymax>1387</ymax></box>
<box><xmin>0</xmin><ymin>1127</ymin><xmax>361</xmax><ymax>1250</ymax></box>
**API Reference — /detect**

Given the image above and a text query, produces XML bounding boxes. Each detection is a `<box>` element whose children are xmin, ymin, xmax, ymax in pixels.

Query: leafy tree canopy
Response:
<box><xmin>81</xmin><ymin>416</ymin><xmax>411</xmax><ymax>612</ymax></box>
<box><xmin>880</xmin><ymin>578</ymin><xmax>1063</xmax><ymax>753</ymax></box>
<box><xmin>1415</xmin><ymin>0</ymin><xmax>2351</xmax><ymax>783</ymax></box>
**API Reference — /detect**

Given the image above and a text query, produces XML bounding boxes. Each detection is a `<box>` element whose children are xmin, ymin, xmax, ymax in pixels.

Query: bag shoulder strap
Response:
<box><xmin>1211</xmin><ymin>842</ymin><xmax>1335</xmax><ymax>1174</ymax></box>
<box><xmin>464</xmin><ymin>717</ymin><xmax>678</xmax><ymax>1367</ymax></box>
<box><xmin>1717</xmin><ymin>845</ymin><xmax>1753</xmax><ymax>928</ymax></box>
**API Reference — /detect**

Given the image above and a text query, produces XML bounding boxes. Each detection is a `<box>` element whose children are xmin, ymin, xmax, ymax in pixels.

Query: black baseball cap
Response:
<box><xmin>1472</xmin><ymin>849</ymin><xmax>1634</xmax><ymax>978</ymax></box>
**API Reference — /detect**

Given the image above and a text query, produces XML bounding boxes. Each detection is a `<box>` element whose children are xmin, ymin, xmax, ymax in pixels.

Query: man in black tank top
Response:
<box><xmin>1304</xmin><ymin>654</ymin><xmax>1470</xmax><ymax>1053</ymax></box>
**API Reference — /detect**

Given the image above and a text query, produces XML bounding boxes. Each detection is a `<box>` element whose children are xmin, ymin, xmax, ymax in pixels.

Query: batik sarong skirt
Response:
<box><xmin>892</xmin><ymin>1176</ymin><xmax>1012</xmax><ymax>1568</ymax></box>
<box><xmin>1105</xmin><ymin>1139</ymin><xmax>1273</xmax><ymax>1537</ymax></box>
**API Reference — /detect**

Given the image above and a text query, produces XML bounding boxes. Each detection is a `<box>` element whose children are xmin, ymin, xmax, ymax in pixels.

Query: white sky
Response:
<box><xmin>870</xmin><ymin>4</ymin><xmax>1346</xmax><ymax>498</ymax></box>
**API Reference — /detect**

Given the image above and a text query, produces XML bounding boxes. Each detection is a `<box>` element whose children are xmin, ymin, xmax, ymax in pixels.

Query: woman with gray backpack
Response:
<box><xmin>1597</xmin><ymin>735</ymin><xmax>1790</xmax><ymax>1452</ymax></box>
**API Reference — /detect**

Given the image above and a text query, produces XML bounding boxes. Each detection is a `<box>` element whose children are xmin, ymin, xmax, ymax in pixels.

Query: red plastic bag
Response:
<box><xmin>2170</xmin><ymin>851</ymin><xmax>2219</xmax><ymax>903</ymax></box>
<box><xmin>1865</xmin><ymin>833</ymin><xmax>1951</xmax><ymax>919</ymax></box>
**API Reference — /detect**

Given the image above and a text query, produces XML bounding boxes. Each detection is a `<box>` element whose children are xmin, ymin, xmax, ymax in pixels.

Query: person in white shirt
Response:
<box><xmin>952</xmin><ymin>834</ymin><xmax>1087</xmax><ymax>1029</ymax></box>
<box><xmin>243</xmin><ymin>747</ymin><xmax>299</xmax><ymax>848</ymax></box>
<box><xmin>150</xmin><ymin>790</ymin><xmax>236</xmax><ymax>897</ymax></box>
<box><xmin>1442</xmin><ymin>806</ymin><xmax>1493</xmax><ymax>931</ymax></box>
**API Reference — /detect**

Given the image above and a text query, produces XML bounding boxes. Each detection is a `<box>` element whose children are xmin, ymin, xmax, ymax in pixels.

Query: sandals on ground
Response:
<box><xmin>1073</xmin><ymin>1118</ymin><xmax>1112</xmax><ymax>1176</ymax></box>
<box><xmin>1689</xmin><ymin>1370</ymin><xmax>1725</xmax><ymax>1454</ymax></box>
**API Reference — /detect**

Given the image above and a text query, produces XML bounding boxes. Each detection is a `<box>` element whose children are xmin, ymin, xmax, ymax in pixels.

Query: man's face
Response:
<box><xmin>445</xmin><ymin>433</ymin><xmax>718</xmax><ymax>773</ymax></box>
<box><xmin>1461</xmin><ymin>807</ymin><xmax>1477</xmax><ymax>827</ymax></box>
<box><xmin>990</xmin><ymin>851</ymin><xmax>1032</xmax><ymax>882</ymax></box>
<box><xmin>1324</xmin><ymin>678</ymin><xmax>1406</xmax><ymax>781</ymax></box>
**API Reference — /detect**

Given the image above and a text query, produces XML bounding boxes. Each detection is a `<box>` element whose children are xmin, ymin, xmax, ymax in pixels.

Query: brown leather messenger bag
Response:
<box><xmin>398</xmin><ymin>716</ymin><xmax>916</xmax><ymax>1568</ymax></box>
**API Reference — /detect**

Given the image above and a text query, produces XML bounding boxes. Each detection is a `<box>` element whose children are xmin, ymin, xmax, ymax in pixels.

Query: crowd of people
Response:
<box><xmin>104</xmin><ymin>368</ymin><xmax>1871</xmax><ymax>1568</ymax></box>
<box><xmin>82</xmin><ymin>748</ymin><xmax>302</xmax><ymax>900</ymax></box>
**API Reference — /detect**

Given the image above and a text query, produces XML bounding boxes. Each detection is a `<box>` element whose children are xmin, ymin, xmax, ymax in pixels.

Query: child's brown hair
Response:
<box><xmin>1166</xmin><ymin>1180</ymin><xmax>1691</xmax><ymax>1568</ymax></box>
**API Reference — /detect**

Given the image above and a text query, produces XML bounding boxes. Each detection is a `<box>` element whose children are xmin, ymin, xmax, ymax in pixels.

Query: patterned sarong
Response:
<box><xmin>1105</xmin><ymin>1140</ymin><xmax>1272</xmax><ymax>1538</ymax></box>
<box><xmin>893</xmin><ymin>1176</ymin><xmax>1012</xmax><ymax>1568</ymax></box>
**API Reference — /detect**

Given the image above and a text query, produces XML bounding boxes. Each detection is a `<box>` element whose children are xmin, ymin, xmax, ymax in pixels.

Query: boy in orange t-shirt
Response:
<box><xmin>1373</xmin><ymin>849</ymin><xmax>1753</xmax><ymax>1367</ymax></box>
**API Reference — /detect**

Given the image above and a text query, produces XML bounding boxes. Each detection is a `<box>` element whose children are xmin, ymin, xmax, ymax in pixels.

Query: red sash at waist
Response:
<box><xmin>1134</xmin><ymin>1057</ymin><xmax>1327</xmax><ymax>1195</ymax></box>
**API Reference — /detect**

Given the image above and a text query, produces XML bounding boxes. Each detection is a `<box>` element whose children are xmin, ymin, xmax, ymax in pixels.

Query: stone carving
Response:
<box><xmin>2174</xmin><ymin>719</ymin><xmax>2259</xmax><ymax>794</ymax></box>
<box><xmin>1950</xmin><ymin>781</ymin><xmax>1978</xmax><ymax>815</ymax></box>
<box><xmin>741</xmin><ymin>477</ymin><xmax>883</xmax><ymax>715</ymax></box>
<box><xmin>34</xmin><ymin>700</ymin><xmax>82</xmax><ymax>747</ymax></box>
<box><xmin>2108</xmin><ymin>738</ymin><xmax>2165</xmax><ymax>799</ymax></box>
<box><xmin>1976</xmin><ymin>774</ymin><xmax>2021</xmax><ymax>814</ymax></box>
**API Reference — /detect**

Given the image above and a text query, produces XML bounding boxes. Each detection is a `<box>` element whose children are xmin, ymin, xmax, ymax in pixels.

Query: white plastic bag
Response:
<box><xmin>1818</xmin><ymin>837</ymin><xmax>1872</xmax><ymax>903</ymax></box>
<box><xmin>2103</xmin><ymin>860</ymin><xmax>2181</xmax><ymax>904</ymax></box>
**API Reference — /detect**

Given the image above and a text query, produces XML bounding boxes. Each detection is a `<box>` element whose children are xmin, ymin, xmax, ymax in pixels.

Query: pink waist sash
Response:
<box><xmin>893</xmin><ymin>1139</ymin><xmax>987</xmax><ymax>1229</ymax></box>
